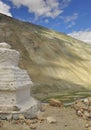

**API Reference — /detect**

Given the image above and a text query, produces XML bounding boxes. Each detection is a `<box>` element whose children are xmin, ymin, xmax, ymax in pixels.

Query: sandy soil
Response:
<box><xmin>0</xmin><ymin>105</ymin><xmax>88</xmax><ymax>130</ymax></box>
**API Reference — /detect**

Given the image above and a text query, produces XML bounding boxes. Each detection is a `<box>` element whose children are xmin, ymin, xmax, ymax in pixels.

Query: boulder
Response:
<box><xmin>49</xmin><ymin>98</ymin><xmax>63</xmax><ymax>107</ymax></box>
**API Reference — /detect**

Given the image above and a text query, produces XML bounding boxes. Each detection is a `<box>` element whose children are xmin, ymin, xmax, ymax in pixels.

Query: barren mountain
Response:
<box><xmin>0</xmin><ymin>13</ymin><xmax>91</xmax><ymax>102</ymax></box>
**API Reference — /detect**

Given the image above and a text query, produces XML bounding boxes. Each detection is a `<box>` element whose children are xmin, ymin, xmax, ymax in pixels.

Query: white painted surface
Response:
<box><xmin>0</xmin><ymin>91</ymin><xmax>16</xmax><ymax>106</ymax></box>
<box><xmin>0</xmin><ymin>43</ymin><xmax>36</xmax><ymax>112</ymax></box>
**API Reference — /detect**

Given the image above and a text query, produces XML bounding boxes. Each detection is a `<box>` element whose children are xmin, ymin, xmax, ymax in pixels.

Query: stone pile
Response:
<box><xmin>72</xmin><ymin>97</ymin><xmax>91</xmax><ymax>120</ymax></box>
<box><xmin>0</xmin><ymin>116</ymin><xmax>45</xmax><ymax>130</ymax></box>
<box><xmin>0</xmin><ymin>104</ymin><xmax>58</xmax><ymax>130</ymax></box>
<box><xmin>0</xmin><ymin>103</ymin><xmax>41</xmax><ymax>120</ymax></box>
<box><xmin>0</xmin><ymin>105</ymin><xmax>46</xmax><ymax>130</ymax></box>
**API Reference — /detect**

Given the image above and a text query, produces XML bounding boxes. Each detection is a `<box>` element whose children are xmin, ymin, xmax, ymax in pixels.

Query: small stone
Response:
<box><xmin>46</xmin><ymin>116</ymin><xmax>57</xmax><ymax>123</ymax></box>
<box><xmin>30</xmin><ymin>124</ymin><xmax>37</xmax><ymax>129</ymax></box>
<box><xmin>31</xmin><ymin>119</ymin><xmax>38</xmax><ymax>124</ymax></box>
<box><xmin>80</xmin><ymin>108</ymin><xmax>84</xmax><ymax>112</ymax></box>
<box><xmin>13</xmin><ymin>106</ymin><xmax>20</xmax><ymax>111</ymax></box>
<box><xmin>12</xmin><ymin>120</ymin><xmax>19</xmax><ymax>124</ymax></box>
<box><xmin>84</xmin><ymin>111</ymin><xmax>90</xmax><ymax>118</ymax></box>
<box><xmin>37</xmin><ymin>115</ymin><xmax>45</xmax><ymax>122</ymax></box>
<box><xmin>1</xmin><ymin>114</ymin><xmax>7</xmax><ymax>120</ymax></box>
<box><xmin>49</xmin><ymin>98</ymin><xmax>63</xmax><ymax>107</ymax></box>
<box><xmin>83</xmin><ymin>98</ymin><xmax>89</xmax><ymax>105</ymax></box>
<box><xmin>18</xmin><ymin>120</ymin><xmax>25</xmax><ymax>124</ymax></box>
<box><xmin>74</xmin><ymin>100</ymin><xmax>87</xmax><ymax>110</ymax></box>
<box><xmin>76</xmin><ymin>110</ymin><xmax>83</xmax><ymax>117</ymax></box>
<box><xmin>25</xmin><ymin>119</ymin><xmax>32</xmax><ymax>126</ymax></box>
<box><xmin>64</xmin><ymin>124</ymin><xmax>68</xmax><ymax>127</ymax></box>
<box><xmin>13</xmin><ymin>114</ymin><xmax>19</xmax><ymax>120</ymax></box>
<box><xmin>36</xmin><ymin>111</ymin><xmax>45</xmax><ymax>121</ymax></box>
<box><xmin>24</xmin><ymin>113</ymin><xmax>37</xmax><ymax>119</ymax></box>
<box><xmin>40</xmin><ymin>106</ymin><xmax>46</xmax><ymax>112</ymax></box>
<box><xmin>11</xmin><ymin>120</ymin><xmax>15</xmax><ymax>124</ymax></box>
<box><xmin>6</xmin><ymin>114</ymin><xmax>12</xmax><ymax>120</ymax></box>
<box><xmin>19</xmin><ymin>114</ymin><xmax>25</xmax><ymax>120</ymax></box>
<box><xmin>85</xmin><ymin>123</ymin><xmax>89</xmax><ymax>128</ymax></box>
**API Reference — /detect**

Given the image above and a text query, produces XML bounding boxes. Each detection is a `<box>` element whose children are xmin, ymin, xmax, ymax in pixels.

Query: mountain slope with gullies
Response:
<box><xmin>0</xmin><ymin>13</ymin><xmax>91</xmax><ymax>101</ymax></box>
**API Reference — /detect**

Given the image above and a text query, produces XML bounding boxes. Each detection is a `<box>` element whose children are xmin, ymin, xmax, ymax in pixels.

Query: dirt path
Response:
<box><xmin>0</xmin><ymin>105</ymin><xmax>88</xmax><ymax>130</ymax></box>
<box><xmin>37</xmin><ymin>106</ymin><xmax>87</xmax><ymax>130</ymax></box>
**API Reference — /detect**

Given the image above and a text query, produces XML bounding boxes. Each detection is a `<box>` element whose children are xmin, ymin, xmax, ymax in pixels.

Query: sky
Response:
<box><xmin>0</xmin><ymin>0</ymin><xmax>91</xmax><ymax>43</ymax></box>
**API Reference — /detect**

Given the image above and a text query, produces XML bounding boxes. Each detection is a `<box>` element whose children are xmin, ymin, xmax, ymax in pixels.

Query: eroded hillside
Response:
<box><xmin>0</xmin><ymin>13</ymin><xmax>91</xmax><ymax>101</ymax></box>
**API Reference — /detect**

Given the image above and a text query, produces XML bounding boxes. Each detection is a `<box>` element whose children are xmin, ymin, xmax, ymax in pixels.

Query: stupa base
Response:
<box><xmin>0</xmin><ymin>98</ymin><xmax>40</xmax><ymax>114</ymax></box>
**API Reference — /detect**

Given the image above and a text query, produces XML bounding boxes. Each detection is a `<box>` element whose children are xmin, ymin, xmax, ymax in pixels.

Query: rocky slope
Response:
<box><xmin>0</xmin><ymin>13</ymin><xmax>91</xmax><ymax>101</ymax></box>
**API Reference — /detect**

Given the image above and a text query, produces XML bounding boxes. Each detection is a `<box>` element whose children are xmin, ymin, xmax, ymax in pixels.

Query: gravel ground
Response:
<box><xmin>0</xmin><ymin>105</ymin><xmax>88</xmax><ymax>130</ymax></box>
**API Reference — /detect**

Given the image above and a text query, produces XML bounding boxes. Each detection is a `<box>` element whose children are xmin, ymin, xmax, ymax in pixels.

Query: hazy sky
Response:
<box><xmin>0</xmin><ymin>0</ymin><xmax>91</xmax><ymax>43</ymax></box>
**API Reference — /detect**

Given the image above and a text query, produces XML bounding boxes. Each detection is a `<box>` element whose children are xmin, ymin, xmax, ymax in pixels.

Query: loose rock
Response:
<box><xmin>30</xmin><ymin>124</ymin><xmax>37</xmax><ymax>129</ymax></box>
<box><xmin>12</xmin><ymin>114</ymin><xmax>19</xmax><ymax>120</ymax></box>
<box><xmin>24</xmin><ymin>113</ymin><xmax>37</xmax><ymax>119</ymax></box>
<box><xmin>72</xmin><ymin>97</ymin><xmax>91</xmax><ymax>120</ymax></box>
<box><xmin>46</xmin><ymin>116</ymin><xmax>57</xmax><ymax>123</ymax></box>
<box><xmin>19</xmin><ymin>114</ymin><xmax>25</xmax><ymax>120</ymax></box>
<box><xmin>85</xmin><ymin>123</ymin><xmax>90</xmax><ymax>128</ymax></box>
<box><xmin>0</xmin><ymin>114</ymin><xmax>7</xmax><ymax>120</ymax></box>
<box><xmin>6</xmin><ymin>114</ymin><xmax>12</xmax><ymax>121</ymax></box>
<box><xmin>25</xmin><ymin>119</ymin><xmax>32</xmax><ymax>126</ymax></box>
<box><xmin>49</xmin><ymin>98</ymin><xmax>63</xmax><ymax>107</ymax></box>
<box><xmin>76</xmin><ymin>110</ymin><xmax>83</xmax><ymax>117</ymax></box>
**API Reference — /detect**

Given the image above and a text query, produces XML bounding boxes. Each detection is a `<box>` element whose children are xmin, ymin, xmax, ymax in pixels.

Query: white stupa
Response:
<box><xmin>0</xmin><ymin>42</ymin><xmax>37</xmax><ymax>112</ymax></box>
